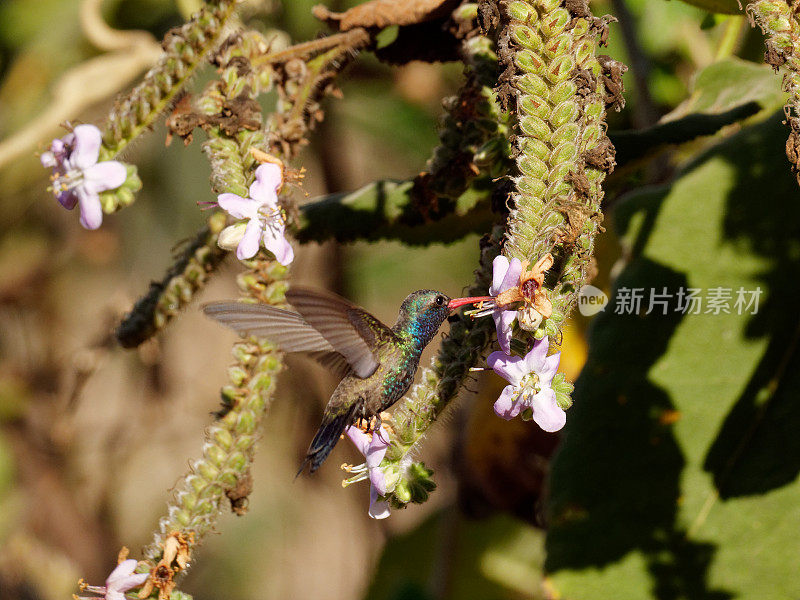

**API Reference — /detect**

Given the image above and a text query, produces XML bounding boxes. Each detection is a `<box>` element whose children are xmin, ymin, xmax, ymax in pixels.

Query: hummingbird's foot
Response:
<box><xmin>353</xmin><ymin>412</ymin><xmax>393</xmax><ymax>435</ymax></box>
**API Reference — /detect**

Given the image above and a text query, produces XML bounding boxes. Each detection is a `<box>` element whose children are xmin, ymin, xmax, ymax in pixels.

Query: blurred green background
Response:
<box><xmin>1</xmin><ymin>0</ymin><xmax>798</xmax><ymax>599</ymax></box>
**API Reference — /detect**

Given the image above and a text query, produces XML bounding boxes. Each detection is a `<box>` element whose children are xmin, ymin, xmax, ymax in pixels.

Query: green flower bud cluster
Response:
<box><xmin>202</xmin><ymin>129</ymin><xmax>270</xmax><ymax>197</ymax></box>
<box><xmin>116</xmin><ymin>212</ymin><xmax>228</xmax><ymax>348</ymax></box>
<box><xmin>381</xmin><ymin>228</ymin><xmax>503</xmax><ymax>507</ymax></box>
<box><xmin>100</xmin><ymin>0</ymin><xmax>238</xmax><ymax>160</ymax></box>
<box><xmin>98</xmin><ymin>163</ymin><xmax>142</xmax><ymax>216</ymax></box>
<box><xmin>220</xmin><ymin>30</ymin><xmax>280</xmax><ymax>96</ymax></box>
<box><xmin>197</xmin><ymin>29</ymin><xmax>274</xmax><ymax>196</ymax></box>
<box><xmin>417</xmin><ymin>36</ymin><xmax>512</xmax><ymax>204</ymax></box>
<box><xmin>143</xmin><ymin>258</ymin><xmax>288</xmax><ymax>564</ymax></box>
<box><xmin>748</xmin><ymin>0</ymin><xmax>800</xmax><ymax>183</ymax></box>
<box><xmin>390</xmin><ymin>463</ymin><xmax>436</xmax><ymax>507</ymax></box>
<box><xmin>498</xmin><ymin>0</ymin><xmax>618</xmax><ymax>338</ymax></box>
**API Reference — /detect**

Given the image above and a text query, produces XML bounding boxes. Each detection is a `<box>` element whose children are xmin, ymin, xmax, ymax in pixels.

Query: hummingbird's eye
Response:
<box><xmin>435</xmin><ymin>295</ymin><xmax>445</xmax><ymax>306</ymax></box>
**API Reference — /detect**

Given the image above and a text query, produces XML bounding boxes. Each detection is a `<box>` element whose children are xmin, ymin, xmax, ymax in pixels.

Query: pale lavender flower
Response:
<box><xmin>216</xmin><ymin>163</ymin><xmax>294</xmax><ymax>265</ymax></box>
<box><xmin>487</xmin><ymin>336</ymin><xmax>566</xmax><ymax>431</ymax></box>
<box><xmin>345</xmin><ymin>425</ymin><xmax>393</xmax><ymax>519</ymax></box>
<box><xmin>41</xmin><ymin>124</ymin><xmax>126</xmax><ymax>230</ymax></box>
<box><xmin>490</xmin><ymin>255</ymin><xmax>523</xmax><ymax>354</ymax></box>
<box><xmin>76</xmin><ymin>559</ymin><xmax>149</xmax><ymax>600</ymax></box>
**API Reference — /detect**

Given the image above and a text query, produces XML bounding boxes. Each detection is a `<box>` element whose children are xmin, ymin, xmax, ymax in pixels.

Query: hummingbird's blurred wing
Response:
<box><xmin>202</xmin><ymin>302</ymin><xmax>336</xmax><ymax>352</ymax></box>
<box><xmin>286</xmin><ymin>287</ymin><xmax>395</xmax><ymax>379</ymax></box>
<box><xmin>306</xmin><ymin>350</ymin><xmax>352</xmax><ymax>379</ymax></box>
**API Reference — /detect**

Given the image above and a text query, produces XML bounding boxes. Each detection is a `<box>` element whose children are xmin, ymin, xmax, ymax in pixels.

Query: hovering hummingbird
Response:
<box><xmin>204</xmin><ymin>287</ymin><xmax>487</xmax><ymax>473</ymax></box>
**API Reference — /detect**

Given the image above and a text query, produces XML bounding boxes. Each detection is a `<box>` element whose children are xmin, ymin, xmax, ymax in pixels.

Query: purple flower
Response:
<box><xmin>216</xmin><ymin>163</ymin><xmax>294</xmax><ymax>265</ymax></box>
<box><xmin>487</xmin><ymin>336</ymin><xmax>566</xmax><ymax>432</ymax></box>
<box><xmin>41</xmin><ymin>124</ymin><xmax>127</xmax><ymax>230</ymax></box>
<box><xmin>345</xmin><ymin>425</ymin><xmax>395</xmax><ymax>519</ymax></box>
<box><xmin>76</xmin><ymin>559</ymin><xmax>149</xmax><ymax>600</ymax></box>
<box><xmin>490</xmin><ymin>255</ymin><xmax>523</xmax><ymax>354</ymax></box>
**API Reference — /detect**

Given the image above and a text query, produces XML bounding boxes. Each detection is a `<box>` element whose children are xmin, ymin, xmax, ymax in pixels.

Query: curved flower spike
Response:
<box><xmin>217</xmin><ymin>163</ymin><xmax>294</xmax><ymax>265</ymax></box>
<box><xmin>487</xmin><ymin>336</ymin><xmax>565</xmax><ymax>432</ymax></box>
<box><xmin>345</xmin><ymin>425</ymin><xmax>394</xmax><ymax>519</ymax></box>
<box><xmin>41</xmin><ymin>124</ymin><xmax>127</xmax><ymax>230</ymax></box>
<box><xmin>75</xmin><ymin>559</ymin><xmax>149</xmax><ymax>600</ymax></box>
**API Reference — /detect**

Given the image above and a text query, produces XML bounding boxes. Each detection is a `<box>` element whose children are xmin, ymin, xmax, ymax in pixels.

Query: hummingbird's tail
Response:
<box><xmin>296</xmin><ymin>404</ymin><xmax>358</xmax><ymax>476</ymax></box>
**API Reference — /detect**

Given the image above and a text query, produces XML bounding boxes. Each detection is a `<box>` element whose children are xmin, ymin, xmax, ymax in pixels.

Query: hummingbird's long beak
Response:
<box><xmin>448</xmin><ymin>296</ymin><xmax>494</xmax><ymax>310</ymax></box>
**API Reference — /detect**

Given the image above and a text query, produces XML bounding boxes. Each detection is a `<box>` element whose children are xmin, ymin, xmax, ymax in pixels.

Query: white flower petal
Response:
<box><xmin>76</xmin><ymin>188</ymin><xmax>103</xmax><ymax>230</ymax></box>
<box><xmin>346</xmin><ymin>426</ymin><xmax>371</xmax><ymax>456</ymax></box>
<box><xmin>539</xmin><ymin>352</ymin><xmax>561</xmax><ymax>386</ymax></box>
<box><xmin>105</xmin><ymin>559</ymin><xmax>138</xmax><ymax>585</ymax></box>
<box><xmin>218</xmin><ymin>193</ymin><xmax>260</xmax><ymax>220</ymax></box>
<box><xmin>262</xmin><ymin>225</ymin><xmax>294</xmax><ymax>266</ymax></box>
<box><xmin>493</xmin><ymin>385</ymin><xmax>522</xmax><ymax>420</ymax></box>
<box><xmin>40</xmin><ymin>151</ymin><xmax>56</xmax><ymax>168</ymax></box>
<box><xmin>249</xmin><ymin>163</ymin><xmax>282</xmax><ymax>205</ymax></box>
<box><xmin>368</xmin><ymin>486</ymin><xmax>391</xmax><ymax>519</ymax></box>
<box><xmin>487</xmin><ymin>351</ymin><xmax>528</xmax><ymax>386</ymax></box>
<box><xmin>524</xmin><ymin>337</ymin><xmax>550</xmax><ymax>373</ymax></box>
<box><xmin>490</xmin><ymin>255</ymin><xmax>510</xmax><ymax>296</ymax></box>
<box><xmin>364</xmin><ymin>427</ymin><xmax>389</xmax><ymax>469</ymax></box>
<box><xmin>531</xmin><ymin>388</ymin><xmax>566</xmax><ymax>432</ymax></box>
<box><xmin>500</xmin><ymin>257</ymin><xmax>523</xmax><ymax>292</ymax></box>
<box><xmin>70</xmin><ymin>124</ymin><xmax>102</xmax><ymax>170</ymax></box>
<box><xmin>236</xmin><ymin>218</ymin><xmax>262</xmax><ymax>259</ymax></box>
<box><xmin>81</xmin><ymin>161</ymin><xmax>127</xmax><ymax>194</ymax></box>
<box><xmin>493</xmin><ymin>309</ymin><xmax>517</xmax><ymax>355</ymax></box>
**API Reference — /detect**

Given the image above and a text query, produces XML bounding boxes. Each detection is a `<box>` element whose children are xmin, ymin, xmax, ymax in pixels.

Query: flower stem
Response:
<box><xmin>100</xmin><ymin>0</ymin><xmax>238</xmax><ymax>160</ymax></box>
<box><xmin>715</xmin><ymin>15</ymin><xmax>746</xmax><ymax>61</ymax></box>
<box><xmin>115</xmin><ymin>212</ymin><xmax>228</xmax><ymax>348</ymax></box>
<box><xmin>143</xmin><ymin>259</ymin><xmax>288</xmax><ymax>564</ymax></box>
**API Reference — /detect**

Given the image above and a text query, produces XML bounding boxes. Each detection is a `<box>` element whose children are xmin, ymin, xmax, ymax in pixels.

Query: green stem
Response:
<box><xmin>715</xmin><ymin>15</ymin><xmax>746</xmax><ymax>61</ymax></box>
<box><xmin>143</xmin><ymin>260</ymin><xmax>288</xmax><ymax>564</ymax></box>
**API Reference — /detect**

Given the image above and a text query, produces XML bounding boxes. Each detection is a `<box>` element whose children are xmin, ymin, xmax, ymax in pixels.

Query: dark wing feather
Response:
<box><xmin>286</xmin><ymin>287</ymin><xmax>395</xmax><ymax>378</ymax></box>
<box><xmin>306</xmin><ymin>351</ymin><xmax>352</xmax><ymax>379</ymax></box>
<box><xmin>202</xmin><ymin>302</ymin><xmax>335</xmax><ymax>353</ymax></box>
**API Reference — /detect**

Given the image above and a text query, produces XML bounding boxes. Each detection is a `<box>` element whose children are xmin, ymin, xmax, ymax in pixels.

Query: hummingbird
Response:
<box><xmin>203</xmin><ymin>287</ymin><xmax>488</xmax><ymax>473</ymax></box>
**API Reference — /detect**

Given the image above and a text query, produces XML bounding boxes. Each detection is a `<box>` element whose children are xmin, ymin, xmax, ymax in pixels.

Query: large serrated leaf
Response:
<box><xmin>545</xmin><ymin>113</ymin><xmax>800</xmax><ymax>599</ymax></box>
<box><xmin>665</xmin><ymin>58</ymin><xmax>786</xmax><ymax>121</ymax></box>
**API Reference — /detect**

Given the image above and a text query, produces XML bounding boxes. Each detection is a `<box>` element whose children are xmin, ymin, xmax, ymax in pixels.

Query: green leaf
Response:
<box><xmin>295</xmin><ymin>178</ymin><xmax>494</xmax><ymax>245</ymax></box>
<box><xmin>546</xmin><ymin>113</ymin><xmax>800</xmax><ymax>599</ymax></box>
<box><xmin>366</xmin><ymin>511</ymin><xmax>545</xmax><ymax>600</ymax></box>
<box><xmin>611</xmin><ymin>103</ymin><xmax>761</xmax><ymax>167</ymax></box>
<box><xmin>666</xmin><ymin>58</ymin><xmax>786</xmax><ymax>120</ymax></box>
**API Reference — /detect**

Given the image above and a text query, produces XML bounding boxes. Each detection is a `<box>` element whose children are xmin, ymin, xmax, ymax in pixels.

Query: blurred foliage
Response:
<box><xmin>368</xmin><ymin>512</ymin><xmax>545</xmax><ymax>600</ymax></box>
<box><xmin>547</xmin><ymin>113</ymin><xmax>800</xmax><ymax>599</ymax></box>
<box><xmin>667</xmin><ymin>57</ymin><xmax>786</xmax><ymax>119</ymax></box>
